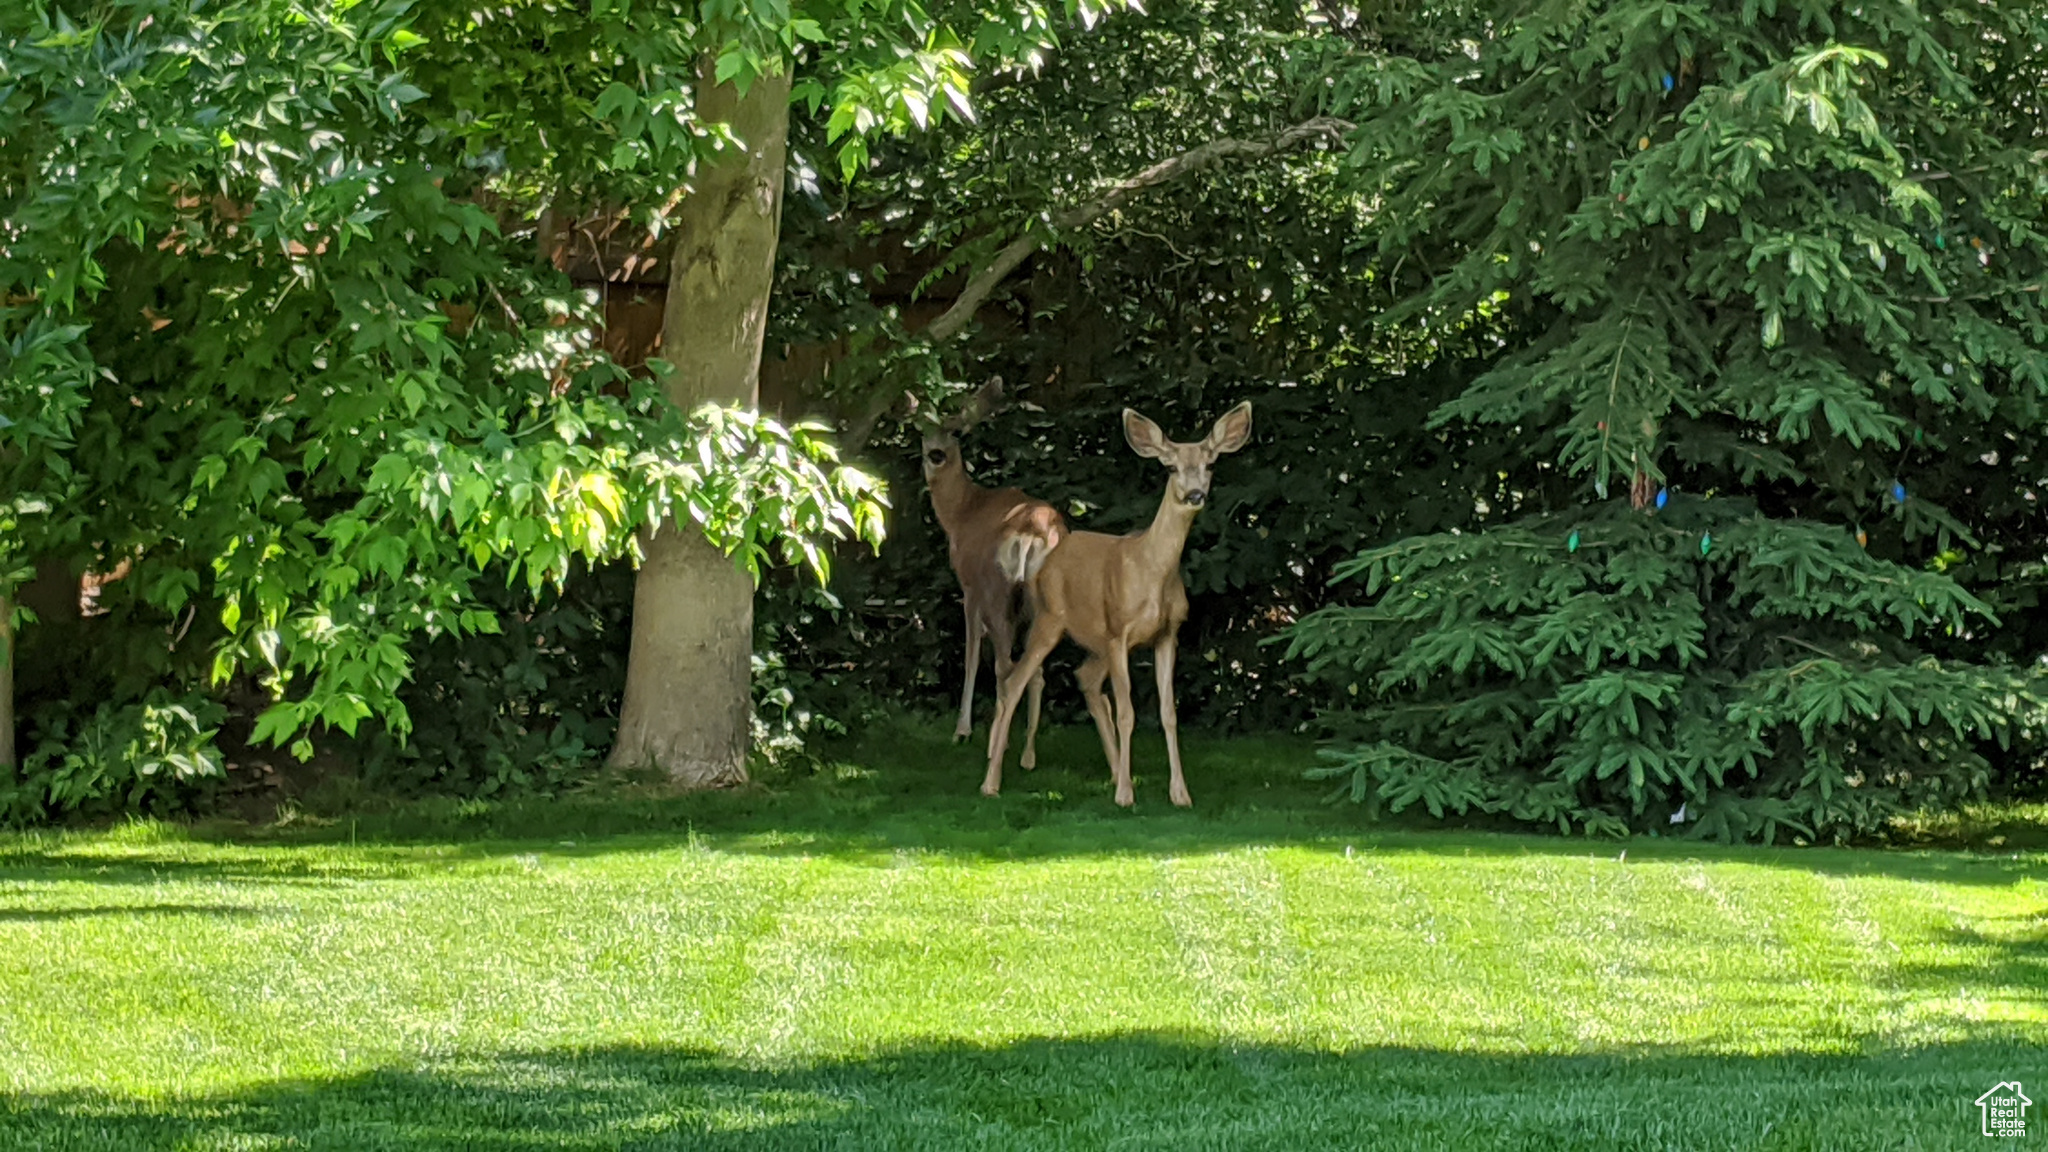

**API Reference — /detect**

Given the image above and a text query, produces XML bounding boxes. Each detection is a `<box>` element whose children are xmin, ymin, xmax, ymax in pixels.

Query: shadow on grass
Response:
<box><xmin>0</xmin><ymin>1034</ymin><xmax>2033</xmax><ymax>1151</ymax></box>
<box><xmin>0</xmin><ymin>903</ymin><xmax>267</xmax><ymax>923</ymax></box>
<box><xmin>0</xmin><ymin>723</ymin><xmax>2042</xmax><ymax>888</ymax></box>
<box><xmin>1907</xmin><ymin>919</ymin><xmax>2048</xmax><ymax>1008</ymax></box>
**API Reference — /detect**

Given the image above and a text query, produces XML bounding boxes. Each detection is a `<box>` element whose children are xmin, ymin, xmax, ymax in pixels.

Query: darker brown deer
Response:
<box><xmin>982</xmin><ymin>401</ymin><xmax>1251</xmax><ymax>806</ymax></box>
<box><xmin>922</xmin><ymin>379</ymin><xmax>1067</xmax><ymax>766</ymax></box>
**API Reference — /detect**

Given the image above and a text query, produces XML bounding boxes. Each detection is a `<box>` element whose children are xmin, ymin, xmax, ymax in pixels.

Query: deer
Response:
<box><xmin>982</xmin><ymin>401</ymin><xmax>1252</xmax><ymax>807</ymax></box>
<box><xmin>920</xmin><ymin>379</ymin><xmax>1068</xmax><ymax>768</ymax></box>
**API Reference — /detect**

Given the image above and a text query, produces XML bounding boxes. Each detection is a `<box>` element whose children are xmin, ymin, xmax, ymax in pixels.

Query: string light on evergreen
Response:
<box><xmin>1891</xmin><ymin>480</ymin><xmax>1908</xmax><ymax>504</ymax></box>
<box><xmin>1567</xmin><ymin>529</ymin><xmax>1581</xmax><ymax>553</ymax></box>
<box><xmin>1699</xmin><ymin>532</ymin><xmax>1712</xmax><ymax>557</ymax></box>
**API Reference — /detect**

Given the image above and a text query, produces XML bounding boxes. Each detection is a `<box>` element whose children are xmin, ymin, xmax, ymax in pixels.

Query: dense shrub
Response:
<box><xmin>348</xmin><ymin>563</ymin><xmax>634</xmax><ymax>797</ymax></box>
<box><xmin>0</xmin><ymin>691</ymin><xmax>225</xmax><ymax>824</ymax></box>
<box><xmin>1286</xmin><ymin>502</ymin><xmax>2039</xmax><ymax>843</ymax></box>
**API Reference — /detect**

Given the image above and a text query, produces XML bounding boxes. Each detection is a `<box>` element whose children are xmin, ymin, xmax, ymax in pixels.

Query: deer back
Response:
<box><xmin>1032</xmin><ymin>529</ymin><xmax>1186</xmax><ymax>653</ymax></box>
<box><xmin>931</xmin><ymin>477</ymin><xmax>1065</xmax><ymax>588</ymax></box>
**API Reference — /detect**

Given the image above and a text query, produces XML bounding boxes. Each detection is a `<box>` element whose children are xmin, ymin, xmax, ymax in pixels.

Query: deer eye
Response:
<box><xmin>926</xmin><ymin>449</ymin><xmax>947</xmax><ymax>466</ymax></box>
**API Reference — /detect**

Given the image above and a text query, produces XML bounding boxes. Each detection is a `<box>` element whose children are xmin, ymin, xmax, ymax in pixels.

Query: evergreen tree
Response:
<box><xmin>1285</xmin><ymin>0</ymin><xmax>2048</xmax><ymax>841</ymax></box>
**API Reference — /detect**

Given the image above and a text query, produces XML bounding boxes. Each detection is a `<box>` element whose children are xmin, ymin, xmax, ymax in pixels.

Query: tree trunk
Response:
<box><xmin>607</xmin><ymin>60</ymin><xmax>791</xmax><ymax>787</ymax></box>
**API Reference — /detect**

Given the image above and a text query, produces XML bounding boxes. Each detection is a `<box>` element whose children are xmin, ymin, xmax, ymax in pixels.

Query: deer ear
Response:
<box><xmin>1205</xmin><ymin>401</ymin><xmax>1253</xmax><ymax>455</ymax></box>
<box><xmin>905</xmin><ymin>391</ymin><xmax>936</xmax><ymax>430</ymax></box>
<box><xmin>1124</xmin><ymin>408</ymin><xmax>1172</xmax><ymax>461</ymax></box>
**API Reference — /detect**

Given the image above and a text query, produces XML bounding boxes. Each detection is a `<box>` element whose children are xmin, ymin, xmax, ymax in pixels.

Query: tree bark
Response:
<box><xmin>607</xmin><ymin>60</ymin><xmax>792</xmax><ymax>787</ymax></box>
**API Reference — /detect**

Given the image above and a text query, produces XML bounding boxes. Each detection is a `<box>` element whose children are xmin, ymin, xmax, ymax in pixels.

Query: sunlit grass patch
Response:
<box><xmin>0</xmin><ymin>722</ymin><xmax>2041</xmax><ymax>1149</ymax></box>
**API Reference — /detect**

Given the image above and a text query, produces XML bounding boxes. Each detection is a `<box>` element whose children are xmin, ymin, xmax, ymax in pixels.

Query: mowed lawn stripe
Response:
<box><xmin>810</xmin><ymin>852</ymin><xmax>1194</xmax><ymax>1044</ymax></box>
<box><xmin>1274</xmin><ymin>844</ymin><xmax>1557</xmax><ymax>1050</ymax></box>
<box><xmin>0</xmin><ymin>844</ymin><xmax>816</xmax><ymax>1091</ymax></box>
<box><xmin>1152</xmin><ymin>847</ymin><xmax>1308</xmax><ymax>1042</ymax></box>
<box><xmin>712</xmin><ymin>852</ymin><xmax>918</xmax><ymax>1060</ymax></box>
<box><xmin>258</xmin><ymin>849</ymin><xmax>818</xmax><ymax>1067</ymax></box>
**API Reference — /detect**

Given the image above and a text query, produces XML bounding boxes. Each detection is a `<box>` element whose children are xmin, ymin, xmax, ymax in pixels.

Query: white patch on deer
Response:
<box><xmin>996</xmin><ymin>534</ymin><xmax>1049</xmax><ymax>584</ymax></box>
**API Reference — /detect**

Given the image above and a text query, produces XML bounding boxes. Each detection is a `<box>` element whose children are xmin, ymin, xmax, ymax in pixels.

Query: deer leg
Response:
<box><xmin>983</xmin><ymin>620</ymin><xmax>1062</xmax><ymax>798</ymax></box>
<box><xmin>988</xmin><ymin>612</ymin><xmax>1030</xmax><ymax>769</ymax></box>
<box><xmin>1155</xmin><ymin>636</ymin><xmax>1190</xmax><ymax>807</ymax></box>
<box><xmin>1074</xmin><ymin>655</ymin><xmax>1117</xmax><ymax>778</ymax></box>
<box><xmin>1108</xmin><ymin>640</ymin><xmax>1137</xmax><ymax>807</ymax></box>
<box><xmin>1021</xmin><ymin>664</ymin><xmax>1046</xmax><ymax>771</ymax></box>
<box><xmin>955</xmin><ymin>604</ymin><xmax>985</xmax><ymax>742</ymax></box>
<box><xmin>1010</xmin><ymin>572</ymin><xmax>1047</xmax><ymax>770</ymax></box>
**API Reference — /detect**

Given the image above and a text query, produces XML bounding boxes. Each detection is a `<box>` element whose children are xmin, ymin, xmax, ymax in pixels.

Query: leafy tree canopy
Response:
<box><xmin>0</xmin><ymin>0</ymin><xmax>1121</xmax><ymax>794</ymax></box>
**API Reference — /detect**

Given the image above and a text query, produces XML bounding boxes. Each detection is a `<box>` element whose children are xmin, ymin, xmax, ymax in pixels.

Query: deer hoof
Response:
<box><xmin>980</xmin><ymin>781</ymin><xmax>1002</xmax><ymax>798</ymax></box>
<box><xmin>1020</xmin><ymin>749</ymin><xmax>1036</xmax><ymax>770</ymax></box>
<box><xmin>1170</xmin><ymin>787</ymin><xmax>1192</xmax><ymax>808</ymax></box>
<box><xmin>953</xmin><ymin>725</ymin><xmax>972</xmax><ymax>743</ymax></box>
<box><xmin>1114</xmin><ymin>786</ymin><xmax>1135</xmax><ymax>808</ymax></box>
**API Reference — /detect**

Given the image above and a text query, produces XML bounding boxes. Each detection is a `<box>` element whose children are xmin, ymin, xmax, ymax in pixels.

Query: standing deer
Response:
<box><xmin>983</xmin><ymin>401</ymin><xmax>1252</xmax><ymax>807</ymax></box>
<box><xmin>922</xmin><ymin>379</ymin><xmax>1067</xmax><ymax>766</ymax></box>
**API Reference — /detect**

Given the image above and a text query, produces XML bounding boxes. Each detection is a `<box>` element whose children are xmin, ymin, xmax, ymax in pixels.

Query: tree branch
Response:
<box><xmin>921</xmin><ymin>116</ymin><xmax>1354</xmax><ymax>344</ymax></box>
<box><xmin>1909</xmin><ymin>282</ymin><xmax>2044</xmax><ymax>304</ymax></box>
<box><xmin>835</xmin><ymin>116</ymin><xmax>1353</xmax><ymax>452</ymax></box>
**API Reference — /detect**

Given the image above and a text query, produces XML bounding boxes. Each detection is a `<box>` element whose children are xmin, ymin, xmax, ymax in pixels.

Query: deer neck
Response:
<box><xmin>1135</xmin><ymin>480</ymin><xmax>1200</xmax><ymax>572</ymax></box>
<box><xmin>926</xmin><ymin>465</ymin><xmax>983</xmax><ymax>534</ymax></box>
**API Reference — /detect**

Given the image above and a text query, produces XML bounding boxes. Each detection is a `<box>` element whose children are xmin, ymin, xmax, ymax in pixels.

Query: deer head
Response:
<box><xmin>1122</xmin><ymin>401</ymin><xmax>1253</xmax><ymax>509</ymax></box>
<box><xmin>919</xmin><ymin>377</ymin><xmax>1005</xmax><ymax>483</ymax></box>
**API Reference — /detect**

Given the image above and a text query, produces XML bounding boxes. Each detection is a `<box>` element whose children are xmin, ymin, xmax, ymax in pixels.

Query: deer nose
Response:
<box><xmin>1184</xmin><ymin>488</ymin><xmax>1207</xmax><ymax>507</ymax></box>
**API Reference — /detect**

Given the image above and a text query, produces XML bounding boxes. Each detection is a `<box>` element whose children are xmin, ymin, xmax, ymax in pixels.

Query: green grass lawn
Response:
<box><xmin>0</xmin><ymin>722</ymin><xmax>2042</xmax><ymax>1150</ymax></box>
